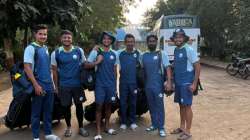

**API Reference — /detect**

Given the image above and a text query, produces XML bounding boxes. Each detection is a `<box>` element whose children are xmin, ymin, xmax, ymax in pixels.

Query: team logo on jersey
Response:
<box><xmin>73</xmin><ymin>54</ymin><xmax>78</xmax><ymax>60</ymax></box>
<box><xmin>181</xmin><ymin>98</ymin><xmax>184</xmax><ymax>103</ymax></box>
<box><xmin>153</xmin><ymin>55</ymin><xmax>158</xmax><ymax>60</ymax></box>
<box><xmin>159</xmin><ymin>93</ymin><xmax>163</xmax><ymax>98</ymax></box>
<box><xmin>134</xmin><ymin>89</ymin><xmax>138</xmax><ymax>94</ymax></box>
<box><xmin>79</xmin><ymin>96</ymin><xmax>84</xmax><ymax>101</ymax></box>
<box><xmin>179</xmin><ymin>53</ymin><xmax>183</xmax><ymax>58</ymax></box>
<box><xmin>46</xmin><ymin>50</ymin><xmax>49</xmax><ymax>55</ymax></box>
<box><xmin>110</xmin><ymin>55</ymin><xmax>114</xmax><ymax>60</ymax></box>
<box><xmin>111</xmin><ymin>96</ymin><xmax>116</xmax><ymax>101</ymax></box>
<box><xmin>133</xmin><ymin>53</ymin><xmax>137</xmax><ymax>58</ymax></box>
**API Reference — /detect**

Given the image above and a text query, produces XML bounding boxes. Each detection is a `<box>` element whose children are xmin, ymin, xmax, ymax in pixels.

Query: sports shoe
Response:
<box><xmin>159</xmin><ymin>129</ymin><xmax>167</xmax><ymax>137</ymax></box>
<box><xmin>45</xmin><ymin>134</ymin><xmax>61</xmax><ymax>140</ymax></box>
<box><xmin>130</xmin><ymin>123</ymin><xmax>138</xmax><ymax>131</ymax></box>
<box><xmin>79</xmin><ymin>127</ymin><xmax>89</xmax><ymax>137</ymax></box>
<box><xmin>146</xmin><ymin>126</ymin><xmax>157</xmax><ymax>132</ymax></box>
<box><xmin>120</xmin><ymin>124</ymin><xmax>127</xmax><ymax>130</ymax></box>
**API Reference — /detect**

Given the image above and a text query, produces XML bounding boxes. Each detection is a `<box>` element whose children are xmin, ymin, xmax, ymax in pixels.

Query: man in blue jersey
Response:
<box><xmin>24</xmin><ymin>24</ymin><xmax>60</xmax><ymax>140</ymax></box>
<box><xmin>117</xmin><ymin>34</ymin><xmax>140</xmax><ymax>131</ymax></box>
<box><xmin>85</xmin><ymin>31</ymin><xmax>118</xmax><ymax>140</ymax></box>
<box><xmin>170</xmin><ymin>29</ymin><xmax>200</xmax><ymax>140</ymax></box>
<box><xmin>51</xmin><ymin>30</ymin><xmax>89</xmax><ymax>137</ymax></box>
<box><xmin>142</xmin><ymin>35</ymin><xmax>172</xmax><ymax>137</ymax></box>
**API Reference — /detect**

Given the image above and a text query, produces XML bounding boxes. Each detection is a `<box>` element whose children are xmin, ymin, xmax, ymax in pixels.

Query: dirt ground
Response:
<box><xmin>0</xmin><ymin>66</ymin><xmax>250</xmax><ymax>140</ymax></box>
<box><xmin>0</xmin><ymin>72</ymin><xmax>11</xmax><ymax>92</ymax></box>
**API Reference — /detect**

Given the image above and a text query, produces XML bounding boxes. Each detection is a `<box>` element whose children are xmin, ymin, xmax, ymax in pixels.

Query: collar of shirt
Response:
<box><xmin>124</xmin><ymin>47</ymin><xmax>137</xmax><ymax>53</ymax></box>
<box><xmin>32</xmin><ymin>42</ymin><xmax>45</xmax><ymax>48</ymax></box>
<box><xmin>59</xmin><ymin>45</ymin><xmax>75</xmax><ymax>53</ymax></box>
<box><xmin>176</xmin><ymin>43</ymin><xmax>188</xmax><ymax>50</ymax></box>
<box><xmin>100</xmin><ymin>45</ymin><xmax>112</xmax><ymax>52</ymax></box>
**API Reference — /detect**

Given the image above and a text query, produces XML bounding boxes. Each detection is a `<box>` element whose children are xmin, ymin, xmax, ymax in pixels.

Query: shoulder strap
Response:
<box><xmin>157</xmin><ymin>50</ymin><xmax>164</xmax><ymax>76</ymax></box>
<box><xmin>134</xmin><ymin>49</ymin><xmax>140</xmax><ymax>61</ymax></box>
<box><xmin>76</xmin><ymin>47</ymin><xmax>83</xmax><ymax>62</ymax></box>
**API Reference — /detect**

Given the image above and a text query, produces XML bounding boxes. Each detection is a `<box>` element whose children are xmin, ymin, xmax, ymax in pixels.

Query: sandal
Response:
<box><xmin>146</xmin><ymin>126</ymin><xmax>157</xmax><ymax>132</ymax></box>
<box><xmin>105</xmin><ymin>128</ymin><xmax>118</xmax><ymax>135</ymax></box>
<box><xmin>64</xmin><ymin>128</ymin><xmax>72</xmax><ymax>137</ymax></box>
<box><xmin>170</xmin><ymin>128</ymin><xmax>183</xmax><ymax>134</ymax></box>
<box><xmin>94</xmin><ymin>135</ymin><xmax>102</xmax><ymax>140</ymax></box>
<box><xmin>177</xmin><ymin>132</ymin><xmax>192</xmax><ymax>140</ymax></box>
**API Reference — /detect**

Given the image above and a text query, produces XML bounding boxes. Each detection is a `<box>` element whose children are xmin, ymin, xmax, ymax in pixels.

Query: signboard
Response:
<box><xmin>168</xmin><ymin>18</ymin><xmax>193</xmax><ymax>28</ymax></box>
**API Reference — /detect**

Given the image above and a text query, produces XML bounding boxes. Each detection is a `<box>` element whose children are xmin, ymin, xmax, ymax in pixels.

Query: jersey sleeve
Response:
<box><xmin>24</xmin><ymin>45</ymin><xmax>35</xmax><ymax>64</ymax></box>
<box><xmin>161</xmin><ymin>50</ymin><xmax>170</xmax><ymax>67</ymax></box>
<box><xmin>115</xmin><ymin>50</ymin><xmax>122</xmax><ymax>65</ymax></box>
<box><xmin>186</xmin><ymin>47</ymin><xmax>199</xmax><ymax>64</ymax></box>
<box><xmin>79</xmin><ymin>48</ymin><xmax>86</xmax><ymax>63</ymax></box>
<box><xmin>87</xmin><ymin>49</ymin><xmax>98</xmax><ymax>62</ymax></box>
<box><xmin>51</xmin><ymin>51</ymin><xmax>57</xmax><ymax>66</ymax></box>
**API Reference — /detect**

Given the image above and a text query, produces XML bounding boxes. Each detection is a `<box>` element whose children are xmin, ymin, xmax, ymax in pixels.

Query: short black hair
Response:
<box><xmin>146</xmin><ymin>34</ymin><xmax>158</xmax><ymax>42</ymax></box>
<box><xmin>60</xmin><ymin>30</ymin><xmax>73</xmax><ymax>36</ymax></box>
<box><xmin>33</xmin><ymin>24</ymin><xmax>48</xmax><ymax>33</ymax></box>
<box><xmin>124</xmin><ymin>34</ymin><xmax>135</xmax><ymax>42</ymax></box>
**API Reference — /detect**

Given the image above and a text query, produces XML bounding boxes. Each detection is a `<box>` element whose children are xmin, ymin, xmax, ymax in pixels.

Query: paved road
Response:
<box><xmin>0</xmin><ymin>66</ymin><xmax>250</xmax><ymax>140</ymax></box>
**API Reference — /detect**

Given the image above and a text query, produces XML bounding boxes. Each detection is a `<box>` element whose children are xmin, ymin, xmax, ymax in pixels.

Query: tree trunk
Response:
<box><xmin>3</xmin><ymin>38</ymin><xmax>14</xmax><ymax>70</ymax></box>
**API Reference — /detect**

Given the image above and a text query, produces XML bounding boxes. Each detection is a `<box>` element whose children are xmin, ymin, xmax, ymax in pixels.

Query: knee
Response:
<box><xmin>96</xmin><ymin>104</ymin><xmax>103</xmax><ymax>112</ymax></box>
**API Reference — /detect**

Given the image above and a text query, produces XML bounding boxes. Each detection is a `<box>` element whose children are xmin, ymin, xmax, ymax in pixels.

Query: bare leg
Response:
<box><xmin>96</xmin><ymin>104</ymin><xmax>103</xmax><ymax>135</ymax></box>
<box><xmin>179</xmin><ymin>104</ymin><xmax>186</xmax><ymax>131</ymax></box>
<box><xmin>185</xmin><ymin>105</ymin><xmax>193</xmax><ymax>134</ymax></box>
<box><xmin>104</xmin><ymin>103</ymin><xmax>112</xmax><ymax>130</ymax></box>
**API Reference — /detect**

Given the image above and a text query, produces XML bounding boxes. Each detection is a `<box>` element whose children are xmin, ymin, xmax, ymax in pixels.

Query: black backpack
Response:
<box><xmin>80</xmin><ymin>65</ymin><xmax>96</xmax><ymax>91</ymax></box>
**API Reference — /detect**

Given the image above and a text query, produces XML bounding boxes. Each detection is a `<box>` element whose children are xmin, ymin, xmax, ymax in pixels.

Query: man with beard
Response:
<box><xmin>85</xmin><ymin>32</ymin><xmax>118</xmax><ymax>140</ymax></box>
<box><xmin>170</xmin><ymin>29</ymin><xmax>200</xmax><ymax>140</ymax></box>
<box><xmin>51</xmin><ymin>30</ymin><xmax>89</xmax><ymax>137</ymax></box>
<box><xmin>142</xmin><ymin>34</ymin><xmax>172</xmax><ymax>137</ymax></box>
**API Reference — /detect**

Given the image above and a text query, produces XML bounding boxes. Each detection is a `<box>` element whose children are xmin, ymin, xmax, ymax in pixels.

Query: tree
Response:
<box><xmin>143</xmin><ymin>0</ymin><xmax>250</xmax><ymax>58</ymax></box>
<box><xmin>0</xmin><ymin>0</ymin><xmax>89</xmax><ymax>67</ymax></box>
<box><xmin>77</xmin><ymin>0</ymin><xmax>125</xmax><ymax>43</ymax></box>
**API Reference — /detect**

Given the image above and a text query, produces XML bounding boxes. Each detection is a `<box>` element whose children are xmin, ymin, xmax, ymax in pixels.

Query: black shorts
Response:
<box><xmin>59</xmin><ymin>86</ymin><xmax>86</xmax><ymax>107</ymax></box>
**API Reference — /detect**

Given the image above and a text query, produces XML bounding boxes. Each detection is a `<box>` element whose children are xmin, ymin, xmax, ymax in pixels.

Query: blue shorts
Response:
<box><xmin>174</xmin><ymin>84</ymin><xmax>193</xmax><ymax>105</ymax></box>
<box><xmin>95</xmin><ymin>86</ymin><xmax>117</xmax><ymax>104</ymax></box>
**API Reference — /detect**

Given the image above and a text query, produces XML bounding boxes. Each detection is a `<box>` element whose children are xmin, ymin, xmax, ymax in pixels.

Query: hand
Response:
<box><xmin>93</xmin><ymin>45</ymin><xmax>100</xmax><ymax>51</ymax></box>
<box><xmin>54</xmin><ymin>86</ymin><xmax>59</xmax><ymax>95</ymax></box>
<box><xmin>189</xmin><ymin>83</ymin><xmax>197</xmax><ymax>93</ymax></box>
<box><xmin>34</xmin><ymin>84</ymin><xmax>43</xmax><ymax>96</ymax></box>
<box><xmin>164</xmin><ymin>81</ymin><xmax>172</xmax><ymax>91</ymax></box>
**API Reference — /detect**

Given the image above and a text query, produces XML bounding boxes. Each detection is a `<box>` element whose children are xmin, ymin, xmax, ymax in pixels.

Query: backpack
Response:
<box><xmin>10</xmin><ymin>44</ymin><xmax>40</xmax><ymax>97</ymax></box>
<box><xmin>81</xmin><ymin>65</ymin><xmax>96</xmax><ymax>91</ymax></box>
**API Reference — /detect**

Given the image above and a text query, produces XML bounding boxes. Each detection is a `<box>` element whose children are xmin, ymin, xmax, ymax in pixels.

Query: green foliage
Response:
<box><xmin>143</xmin><ymin>0</ymin><xmax>250</xmax><ymax>58</ymax></box>
<box><xmin>77</xmin><ymin>0</ymin><xmax>125</xmax><ymax>42</ymax></box>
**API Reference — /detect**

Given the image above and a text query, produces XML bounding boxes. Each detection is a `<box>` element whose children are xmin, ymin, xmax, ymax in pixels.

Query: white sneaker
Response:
<box><xmin>130</xmin><ymin>123</ymin><xmax>138</xmax><ymax>131</ymax></box>
<box><xmin>34</xmin><ymin>139</ymin><xmax>40</xmax><ymax>140</ymax></box>
<box><xmin>45</xmin><ymin>134</ymin><xmax>61</xmax><ymax>140</ymax></box>
<box><xmin>120</xmin><ymin>124</ymin><xmax>127</xmax><ymax>130</ymax></box>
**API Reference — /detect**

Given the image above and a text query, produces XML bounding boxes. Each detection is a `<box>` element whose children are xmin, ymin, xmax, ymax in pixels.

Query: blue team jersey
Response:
<box><xmin>51</xmin><ymin>46</ymin><xmax>85</xmax><ymax>87</ymax></box>
<box><xmin>173</xmin><ymin>44</ymin><xmax>199</xmax><ymax>85</ymax></box>
<box><xmin>87</xmin><ymin>48</ymin><xmax>118</xmax><ymax>87</ymax></box>
<box><xmin>118</xmin><ymin>49</ymin><xmax>140</xmax><ymax>84</ymax></box>
<box><xmin>142</xmin><ymin>50</ymin><xmax>170</xmax><ymax>89</ymax></box>
<box><xmin>24</xmin><ymin>42</ymin><xmax>53</xmax><ymax>91</ymax></box>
